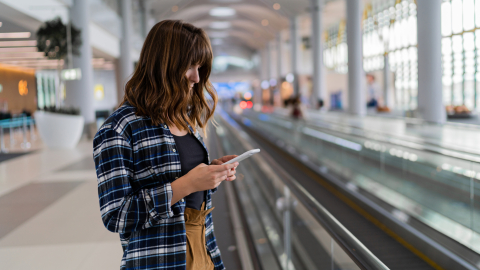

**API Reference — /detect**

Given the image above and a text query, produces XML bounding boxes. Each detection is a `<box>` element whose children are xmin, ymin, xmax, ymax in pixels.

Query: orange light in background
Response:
<box><xmin>18</xmin><ymin>80</ymin><xmax>28</xmax><ymax>96</ymax></box>
<box><xmin>239</xmin><ymin>101</ymin><xmax>248</xmax><ymax>109</ymax></box>
<box><xmin>172</xmin><ymin>5</ymin><xmax>179</xmax><ymax>12</ymax></box>
<box><xmin>280</xmin><ymin>81</ymin><xmax>293</xmax><ymax>100</ymax></box>
<box><xmin>246</xmin><ymin>101</ymin><xmax>253</xmax><ymax>108</ymax></box>
<box><xmin>244</xmin><ymin>92</ymin><xmax>252</xmax><ymax>100</ymax></box>
<box><xmin>273</xmin><ymin>3</ymin><xmax>281</xmax><ymax>10</ymax></box>
<box><xmin>261</xmin><ymin>19</ymin><xmax>269</xmax><ymax>26</ymax></box>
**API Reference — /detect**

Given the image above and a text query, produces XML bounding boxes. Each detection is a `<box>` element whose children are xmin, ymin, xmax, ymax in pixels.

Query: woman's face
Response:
<box><xmin>186</xmin><ymin>64</ymin><xmax>201</xmax><ymax>91</ymax></box>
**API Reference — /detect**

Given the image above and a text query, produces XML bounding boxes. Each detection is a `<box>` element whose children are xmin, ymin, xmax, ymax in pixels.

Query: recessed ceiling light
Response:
<box><xmin>0</xmin><ymin>40</ymin><xmax>37</xmax><ymax>47</ymax></box>
<box><xmin>0</xmin><ymin>47</ymin><xmax>37</xmax><ymax>53</ymax></box>
<box><xmin>261</xmin><ymin>19</ymin><xmax>269</xmax><ymax>26</ymax></box>
<box><xmin>209</xmin><ymin>7</ymin><xmax>236</xmax><ymax>17</ymax></box>
<box><xmin>210</xmin><ymin>21</ymin><xmax>231</xmax><ymax>29</ymax></box>
<box><xmin>209</xmin><ymin>31</ymin><xmax>229</xmax><ymax>38</ymax></box>
<box><xmin>211</xmin><ymin>39</ymin><xmax>223</xmax><ymax>45</ymax></box>
<box><xmin>0</xmin><ymin>32</ymin><xmax>31</xmax><ymax>39</ymax></box>
<box><xmin>209</xmin><ymin>0</ymin><xmax>242</xmax><ymax>3</ymax></box>
<box><xmin>273</xmin><ymin>3</ymin><xmax>281</xmax><ymax>10</ymax></box>
<box><xmin>172</xmin><ymin>5</ymin><xmax>178</xmax><ymax>12</ymax></box>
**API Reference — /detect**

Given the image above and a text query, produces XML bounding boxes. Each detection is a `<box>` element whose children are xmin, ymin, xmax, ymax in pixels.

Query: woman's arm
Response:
<box><xmin>94</xmin><ymin>125</ymin><xmax>238</xmax><ymax>233</ymax></box>
<box><xmin>94</xmin><ymin>125</ymin><xmax>177</xmax><ymax>233</ymax></box>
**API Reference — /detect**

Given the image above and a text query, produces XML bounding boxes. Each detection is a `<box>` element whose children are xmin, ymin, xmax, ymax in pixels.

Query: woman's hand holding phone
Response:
<box><xmin>211</xmin><ymin>155</ymin><xmax>238</xmax><ymax>181</ymax></box>
<box><xmin>186</xmin><ymin>160</ymin><xmax>239</xmax><ymax>192</ymax></box>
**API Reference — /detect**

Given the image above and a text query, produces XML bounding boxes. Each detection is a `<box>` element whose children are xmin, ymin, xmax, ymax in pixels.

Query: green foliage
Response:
<box><xmin>36</xmin><ymin>17</ymin><xmax>82</xmax><ymax>61</ymax></box>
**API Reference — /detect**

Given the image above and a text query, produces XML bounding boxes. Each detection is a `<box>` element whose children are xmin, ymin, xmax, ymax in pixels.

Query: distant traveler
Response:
<box><xmin>290</xmin><ymin>96</ymin><xmax>304</xmax><ymax>120</ymax></box>
<box><xmin>93</xmin><ymin>20</ymin><xmax>239</xmax><ymax>270</ymax></box>
<box><xmin>366</xmin><ymin>74</ymin><xmax>380</xmax><ymax>108</ymax></box>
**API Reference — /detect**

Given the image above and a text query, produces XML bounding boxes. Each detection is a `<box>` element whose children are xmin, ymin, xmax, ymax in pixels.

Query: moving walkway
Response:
<box><xmin>219</xmin><ymin>107</ymin><xmax>480</xmax><ymax>269</ymax></box>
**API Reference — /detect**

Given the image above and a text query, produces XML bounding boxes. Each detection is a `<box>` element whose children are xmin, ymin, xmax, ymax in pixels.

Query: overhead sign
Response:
<box><xmin>61</xmin><ymin>68</ymin><xmax>82</xmax><ymax>81</ymax></box>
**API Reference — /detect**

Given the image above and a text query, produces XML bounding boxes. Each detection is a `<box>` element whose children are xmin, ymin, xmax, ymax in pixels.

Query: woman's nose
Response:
<box><xmin>191</xmin><ymin>69</ymin><xmax>200</xmax><ymax>83</ymax></box>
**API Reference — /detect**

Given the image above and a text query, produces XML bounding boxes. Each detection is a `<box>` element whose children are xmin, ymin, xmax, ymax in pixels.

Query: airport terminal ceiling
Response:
<box><xmin>150</xmin><ymin>0</ymin><xmax>345</xmax><ymax>51</ymax></box>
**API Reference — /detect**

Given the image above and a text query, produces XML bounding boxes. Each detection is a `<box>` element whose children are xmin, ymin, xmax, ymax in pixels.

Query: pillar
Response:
<box><xmin>277</xmin><ymin>32</ymin><xmax>283</xmax><ymax>80</ymax></box>
<box><xmin>141</xmin><ymin>0</ymin><xmax>153</xmax><ymax>38</ymax></box>
<box><xmin>65</xmin><ymin>0</ymin><xmax>95</xmax><ymax>124</ymax></box>
<box><xmin>290</xmin><ymin>16</ymin><xmax>300</xmax><ymax>96</ymax></box>
<box><xmin>346</xmin><ymin>0</ymin><xmax>366</xmax><ymax>115</ymax></box>
<box><xmin>311</xmin><ymin>0</ymin><xmax>325</xmax><ymax>108</ymax></box>
<box><xmin>417</xmin><ymin>0</ymin><xmax>445</xmax><ymax>123</ymax></box>
<box><xmin>119</xmin><ymin>0</ymin><xmax>134</xmax><ymax>101</ymax></box>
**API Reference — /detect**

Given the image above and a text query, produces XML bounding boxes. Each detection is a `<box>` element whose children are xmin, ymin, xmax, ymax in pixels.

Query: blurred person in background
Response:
<box><xmin>93</xmin><ymin>20</ymin><xmax>238</xmax><ymax>270</ymax></box>
<box><xmin>366</xmin><ymin>74</ymin><xmax>380</xmax><ymax>108</ymax></box>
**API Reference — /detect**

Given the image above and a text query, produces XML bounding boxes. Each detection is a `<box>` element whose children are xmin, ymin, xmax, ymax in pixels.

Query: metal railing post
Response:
<box><xmin>0</xmin><ymin>125</ymin><xmax>6</xmax><ymax>153</ymax></box>
<box><xmin>29</xmin><ymin>118</ymin><xmax>36</xmax><ymax>141</ymax></box>
<box><xmin>283</xmin><ymin>186</ymin><xmax>292</xmax><ymax>270</ymax></box>
<box><xmin>21</xmin><ymin>116</ymin><xmax>30</xmax><ymax>149</ymax></box>
<box><xmin>9</xmin><ymin>122</ymin><xmax>14</xmax><ymax>147</ymax></box>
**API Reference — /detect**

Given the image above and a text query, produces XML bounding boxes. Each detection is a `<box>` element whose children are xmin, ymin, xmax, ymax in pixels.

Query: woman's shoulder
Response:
<box><xmin>97</xmin><ymin>104</ymin><xmax>138</xmax><ymax>139</ymax></box>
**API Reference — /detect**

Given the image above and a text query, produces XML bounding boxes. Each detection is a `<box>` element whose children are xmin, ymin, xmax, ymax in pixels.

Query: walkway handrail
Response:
<box><xmin>257</xmin><ymin>110</ymin><xmax>480</xmax><ymax>164</ymax></box>
<box><xmin>219</xmin><ymin>109</ymin><xmax>389</xmax><ymax>270</ymax></box>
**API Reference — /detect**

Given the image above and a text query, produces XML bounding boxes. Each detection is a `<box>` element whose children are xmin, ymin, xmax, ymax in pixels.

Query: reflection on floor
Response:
<box><xmin>0</xmin><ymin>139</ymin><xmax>122</xmax><ymax>270</ymax></box>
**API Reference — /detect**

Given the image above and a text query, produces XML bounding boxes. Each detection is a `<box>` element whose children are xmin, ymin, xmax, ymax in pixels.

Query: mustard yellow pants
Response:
<box><xmin>185</xmin><ymin>202</ymin><xmax>215</xmax><ymax>270</ymax></box>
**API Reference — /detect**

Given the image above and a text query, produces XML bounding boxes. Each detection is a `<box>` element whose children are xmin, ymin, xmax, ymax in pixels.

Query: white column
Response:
<box><xmin>290</xmin><ymin>16</ymin><xmax>300</xmax><ymax>96</ymax></box>
<box><xmin>346</xmin><ymin>0</ymin><xmax>366</xmax><ymax>115</ymax></box>
<box><xmin>119</xmin><ymin>0</ymin><xmax>134</xmax><ymax>99</ymax></box>
<box><xmin>265</xmin><ymin>46</ymin><xmax>271</xmax><ymax>81</ymax></box>
<box><xmin>311</xmin><ymin>0</ymin><xmax>325</xmax><ymax>107</ymax></box>
<box><xmin>383</xmin><ymin>54</ymin><xmax>390</xmax><ymax>107</ymax></box>
<box><xmin>277</xmin><ymin>32</ymin><xmax>283</xmax><ymax>80</ymax></box>
<box><xmin>417</xmin><ymin>0</ymin><xmax>445</xmax><ymax>123</ymax></box>
<box><xmin>141</xmin><ymin>0</ymin><xmax>153</xmax><ymax>38</ymax></box>
<box><xmin>65</xmin><ymin>0</ymin><xmax>94</xmax><ymax>124</ymax></box>
<box><xmin>269</xmin><ymin>41</ymin><xmax>277</xmax><ymax>80</ymax></box>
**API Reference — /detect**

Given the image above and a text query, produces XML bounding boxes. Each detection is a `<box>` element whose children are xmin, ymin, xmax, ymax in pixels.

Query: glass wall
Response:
<box><xmin>36</xmin><ymin>73</ymin><xmax>57</xmax><ymax>110</ymax></box>
<box><xmin>441</xmin><ymin>0</ymin><xmax>480</xmax><ymax>110</ymax></box>
<box><xmin>324</xmin><ymin>20</ymin><xmax>348</xmax><ymax>74</ymax></box>
<box><xmin>363</xmin><ymin>0</ymin><xmax>418</xmax><ymax>110</ymax></box>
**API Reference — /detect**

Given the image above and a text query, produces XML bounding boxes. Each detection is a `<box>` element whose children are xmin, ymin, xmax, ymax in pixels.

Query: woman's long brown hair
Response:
<box><xmin>120</xmin><ymin>20</ymin><xmax>217</xmax><ymax>135</ymax></box>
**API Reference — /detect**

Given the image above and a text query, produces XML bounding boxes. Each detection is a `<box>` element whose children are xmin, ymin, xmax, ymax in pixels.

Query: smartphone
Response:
<box><xmin>222</xmin><ymin>149</ymin><xmax>261</xmax><ymax>165</ymax></box>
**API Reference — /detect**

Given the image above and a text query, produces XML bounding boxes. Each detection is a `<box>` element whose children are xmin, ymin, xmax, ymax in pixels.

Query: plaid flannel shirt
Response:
<box><xmin>93</xmin><ymin>104</ymin><xmax>224</xmax><ymax>270</ymax></box>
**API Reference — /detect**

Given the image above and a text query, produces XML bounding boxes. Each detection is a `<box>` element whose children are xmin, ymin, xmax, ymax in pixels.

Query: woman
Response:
<box><xmin>93</xmin><ymin>20</ymin><xmax>238</xmax><ymax>270</ymax></box>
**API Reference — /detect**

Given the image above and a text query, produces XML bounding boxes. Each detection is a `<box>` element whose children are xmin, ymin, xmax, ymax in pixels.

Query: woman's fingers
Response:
<box><xmin>221</xmin><ymin>155</ymin><xmax>238</xmax><ymax>162</ymax></box>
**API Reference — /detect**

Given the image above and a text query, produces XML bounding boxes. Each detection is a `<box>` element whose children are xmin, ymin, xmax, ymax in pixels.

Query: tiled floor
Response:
<box><xmin>0</xmin><ymin>139</ymin><xmax>122</xmax><ymax>270</ymax></box>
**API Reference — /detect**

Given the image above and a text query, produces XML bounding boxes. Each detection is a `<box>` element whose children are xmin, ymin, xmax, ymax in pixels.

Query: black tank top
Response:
<box><xmin>172</xmin><ymin>132</ymin><xmax>208</xmax><ymax>210</ymax></box>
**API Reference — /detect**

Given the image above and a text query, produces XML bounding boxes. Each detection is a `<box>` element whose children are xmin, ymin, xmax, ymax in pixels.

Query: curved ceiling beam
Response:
<box><xmin>192</xmin><ymin>19</ymin><xmax>275</xmax><ymax>40</ymax></box>
<box><xmin>206</xmin><ymin>29</ymin><xmax>268</xmax><ymax>50</ymax></box>
<box><xmin>231</xmin><ymin>4</ymin><xmax>289</xmax><ymax>31</ymax></box>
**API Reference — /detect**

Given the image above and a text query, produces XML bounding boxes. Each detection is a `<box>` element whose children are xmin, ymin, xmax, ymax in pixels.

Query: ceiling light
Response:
<box><xmin>209</xmin><ymin>7</ymin><xmax>236</xmax><ymax>17</ymax></box>
<box><xmin>0</xmin><ymin>32</ymin><xmax>31</xmax><ymax>39</ymax></box>
<box><xmin>0</xmin><ymin>52</ymin><xmax>43</xmax><ymax>58</ymax></box>
<box><xmin>1</xmin><ymin>59</ymin><xmax>62</xmax><ymax>65</ymax></box>
<box><xmin>172</xmin><ymin>5</ymin><xmax>178</xmax><ymax>12</ymax></box>
<box><xmin>211</xmin><ymin>39</ymin><xmax>223</xmax><ymax>45</ymax></box>
<box><xmin>0</xmin><ymin>22</ymin><xmax>2</xmax><ymax>28</ymax></box>
<box><xmin>210</xmin><ymin>21</ymin><xmax>231</xmax><ymax>29</ymax></box>
<box><xmin>273</xmin><ymin>3</ymin><xmax>281</xmax><ymax>10</ymax></box>
<box><xmin>0</xmin><ymin>47</ymin><xmax>37</xmax><ymax>53</ymax></box>
<box><xmin>0</xmin><ymin>40</ymin><xmax>37</xmax><ymax>47</ymax></box>
<box><xmin>209</xmin><ymin>31</ymin><xmax>228</xmax><ymax>38</ymax></box>
<box><xmin>261</xmin><ymin>19</ymin><xmax>269</xmax><ymax>26</ymax></box>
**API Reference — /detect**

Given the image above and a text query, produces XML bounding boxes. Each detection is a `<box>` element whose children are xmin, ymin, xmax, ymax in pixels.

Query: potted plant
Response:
<box><xmin>34</xmin><ymin>107</ymin><xmax>84</xmax><ymax>149</ymax></box>
<box><xmin>34</xmin><ymin>18</ymin><xmax>85</xmax><ymax>149</ymax></box>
